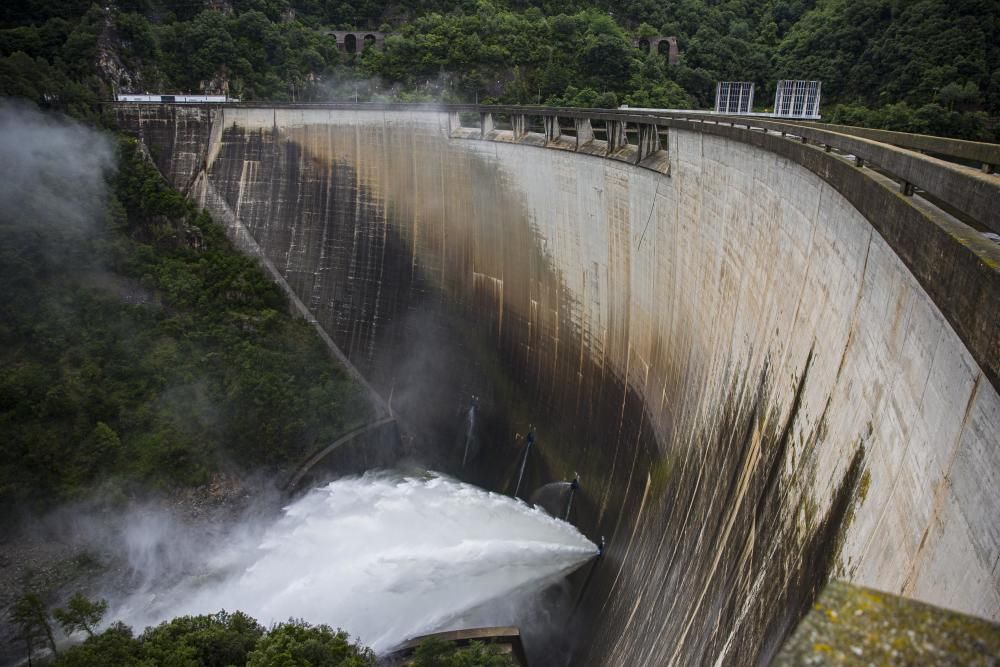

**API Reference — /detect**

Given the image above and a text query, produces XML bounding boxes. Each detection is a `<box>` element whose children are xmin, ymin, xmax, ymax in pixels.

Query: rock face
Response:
<box><xmin>115</xmin><ymin>105</ymin><xmax>1000</xmax><ymax>666</ymax></box>
<box><xmin>95</xmin><ymin>9</ymin><xmax>137</xmax><ymax>93</ymax></box>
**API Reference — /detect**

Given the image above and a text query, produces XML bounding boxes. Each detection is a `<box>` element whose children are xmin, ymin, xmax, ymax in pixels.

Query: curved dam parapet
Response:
<box><xmin>114</xmin><ymin>103</ymin><xmax>1000</xmax><ymax>665</ymax></box>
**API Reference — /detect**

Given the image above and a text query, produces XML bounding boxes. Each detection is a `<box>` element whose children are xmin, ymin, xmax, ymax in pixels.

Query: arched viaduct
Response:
<box><xmin>634</xmin><ymin>35</ymin><xmax>680</xmax><ymax>64</ymax></box>
<box><xmin>325</xmin><ymin>30</ymin><xmax>390</xmax><ymax>52</ymax></box>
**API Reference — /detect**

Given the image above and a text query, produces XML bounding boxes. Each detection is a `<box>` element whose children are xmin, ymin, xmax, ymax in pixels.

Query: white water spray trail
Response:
<box><xmin>461</xmin><ymin>404</ymin><xmax>475</xmax><ymax>467</ymax></box>
<box><xmin>117</xmin><ymin>473</ymin><xmax>596</xmax><ymax>653</ymax></box>
<box><xmin>514</xmin><ymin>438</ymin><xmax>532</xmax><ymax>498</ymax></box>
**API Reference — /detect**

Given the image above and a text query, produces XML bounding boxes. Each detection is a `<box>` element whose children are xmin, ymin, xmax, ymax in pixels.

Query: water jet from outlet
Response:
<box><xmin>514</xmin><ymin>430</ymin><xmax>535</xmax><ymax>499</ymax></box>
<box><xmin>114</xmin><ymin>472</ymin><xmax>597</xmax><ymax>653</ymax></box>
<box><xmin>461</xmin><ymin>397</ymin><xmax>477</xmax><ymax>467</ymax></box>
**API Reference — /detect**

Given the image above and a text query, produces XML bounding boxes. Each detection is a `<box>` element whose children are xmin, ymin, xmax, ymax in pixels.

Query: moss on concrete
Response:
<box><xmin>773</xmin><ymin>580</ymin><xmax>1000</xmax><ymax>665</ymax></box>
<box><xmin>648</xmin><ymin>454</ymin><xmax>677</xmax><ymax>499</ymax></box>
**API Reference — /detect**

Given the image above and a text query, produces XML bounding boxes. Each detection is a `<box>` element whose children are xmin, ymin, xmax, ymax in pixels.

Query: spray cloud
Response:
<box><xmin>112</xmin><ymin>472</ymin><xmax>597</xmax><ymax>653</ymax></box>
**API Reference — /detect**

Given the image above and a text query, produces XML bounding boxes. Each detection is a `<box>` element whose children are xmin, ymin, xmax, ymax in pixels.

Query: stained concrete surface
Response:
<box><xmin>115</xmin><ymin>105</ymin><xmax>1000</xmax><ymax>666</ymax></box>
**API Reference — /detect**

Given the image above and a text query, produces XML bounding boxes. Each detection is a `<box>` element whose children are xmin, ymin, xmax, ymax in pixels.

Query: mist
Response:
<box><xmin>315</xmin><ymin>71</ymin><xmax>460</xmax><ymax>104</ymax></box>
<box><xmin>97</xmin><ymin>473</ymin><xmax>595</xmax><ymax>653</ymax></box>
<box><xmin>0</xmin><ymin>99</ymin><xmax>114</xmax><ymax>254</ymax></box>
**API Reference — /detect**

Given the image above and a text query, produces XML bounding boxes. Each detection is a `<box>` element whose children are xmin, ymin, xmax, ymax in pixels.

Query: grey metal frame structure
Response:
<box><xmin>773</xmin><ymin>80</ymin><xmax>822</xmax><ymax>118</ymax></box>
<box><xmin>714</xmin><ymin>81</ymin><xmax>755</xmax><ymax>114</ymax></box>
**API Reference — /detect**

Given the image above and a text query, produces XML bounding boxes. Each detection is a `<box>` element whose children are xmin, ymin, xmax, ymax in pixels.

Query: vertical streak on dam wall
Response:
<box><xmin>116</xmin><ymin>105</ymin><xmax>1000</xmax><ymax>666</ymax></box>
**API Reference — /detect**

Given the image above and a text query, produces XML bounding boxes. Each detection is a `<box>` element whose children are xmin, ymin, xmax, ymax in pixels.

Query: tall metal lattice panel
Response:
<box><xmin>773</xmin><ymin>80</ymin><xmax>822</xmax><ymax>118</ymax></box>
<box><xmin>714</xmin><ymin>81</ymin><xmax>755</xmax><ymax>114</ymax></box>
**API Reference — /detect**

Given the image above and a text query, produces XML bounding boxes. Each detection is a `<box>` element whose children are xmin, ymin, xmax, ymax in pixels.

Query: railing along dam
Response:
<box><xmin>114</xmin><ymin>103</ymin><xmax>1000</xmax><ymax>665</ymax></box>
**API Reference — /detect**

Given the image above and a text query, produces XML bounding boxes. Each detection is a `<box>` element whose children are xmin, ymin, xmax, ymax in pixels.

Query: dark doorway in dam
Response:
<box><xmin>363</xmin><ymin>33</ymin><xmax>377</xmax><ymax>49</ymax></box>
<box><xmin>344</xmin><ymin>33</ymin><xmax>357</xmax><ymax>53</ymax></box>
<box><xmin>657</xmin><ymin>40</ymin><xmax>670</xmax><ymax>55</ymax></box>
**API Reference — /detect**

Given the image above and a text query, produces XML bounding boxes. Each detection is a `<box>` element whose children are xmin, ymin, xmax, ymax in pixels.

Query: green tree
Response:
<box><xmin>10</xmin><ymin>593</ymin><xmax>57</xmax><ymax>663</ymax></box>
<box><xmin>49</xmin><ymin>613</ymin><xmax>380</xmax><ymax>666</ymax></box>
<box><xmin>139</xmin><ymin>611</ymin><xmax>264</xmax><ymax>666</ymax></box>
<box><xmin>245</xmin><ymin>620</ymin><xmax>375</xmax><ymax>667</ymax></box>
<box><xmin>53</xmin><ymin>593</ymin><xmax>108</xmax><ymax>638</ymax></box>
<box><xmin>53</xmin><ymin>622</ymin><xmax>142</xmax><ymax>667</ymax></box>
<box><xmin>937</xmin><ymin>81</ymin><xmax>981</xmax><ymax>111</ymax></box>
<box><xmin>410</xmin><ymin>637</ymin><xmax>517</xmax><ymax>666</ymax></box>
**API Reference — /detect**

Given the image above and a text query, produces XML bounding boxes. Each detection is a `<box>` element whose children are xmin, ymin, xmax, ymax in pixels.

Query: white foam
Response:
<box><xmin>116</xmin><ymin>472</ymin><xmax>596</xmax><ymax>651</ymax></box>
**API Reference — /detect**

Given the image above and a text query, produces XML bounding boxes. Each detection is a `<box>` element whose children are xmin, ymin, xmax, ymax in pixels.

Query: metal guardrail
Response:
<box><xmin>779</xmin><ymin>120</ymin><xmax>1000</xmax><ymax>171</ymax></box>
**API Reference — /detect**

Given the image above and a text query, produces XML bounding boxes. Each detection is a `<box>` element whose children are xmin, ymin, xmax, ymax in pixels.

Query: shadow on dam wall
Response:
<box><xmin>115</xmin><ymin>105</ymin><xmax>1000</xmax><ymax>665</ymax></box>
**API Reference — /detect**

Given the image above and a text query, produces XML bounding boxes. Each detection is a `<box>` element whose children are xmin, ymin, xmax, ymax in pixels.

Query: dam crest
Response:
<box><xmin>115</xmin><ymin>103</ymin><xmax>1000</xmax><ymax>665</ymax></box>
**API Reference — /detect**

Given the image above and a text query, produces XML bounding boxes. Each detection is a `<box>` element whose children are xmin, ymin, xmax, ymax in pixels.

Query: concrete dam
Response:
<box><xmin>115</xmin><ymin>103</ymin><xmax>1000</xmax><ymax>665</ymax></box>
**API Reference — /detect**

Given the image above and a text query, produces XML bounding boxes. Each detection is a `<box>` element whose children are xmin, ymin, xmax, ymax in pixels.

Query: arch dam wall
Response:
<box><xmin>115</xmin><ymin>104</ymin><xmax>1000</xmax><ymax>666</ymax></box>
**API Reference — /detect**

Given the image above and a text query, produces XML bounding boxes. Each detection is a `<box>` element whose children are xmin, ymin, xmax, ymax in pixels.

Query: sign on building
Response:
<box><xmin>773</xmin><ymin>80</ymin><xmax>822</xmax><ymax>118</ymax></box>
<box><xmin>714</xmin><ymin>82</ymin><xmax>755</xmax><ymax>114</ymax></box>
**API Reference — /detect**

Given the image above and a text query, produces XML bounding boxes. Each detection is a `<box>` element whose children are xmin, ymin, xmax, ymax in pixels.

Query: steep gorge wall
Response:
<box><xmin>117</xmin><ymin>105</ymin><xmax>1000</xmax><ymax>665</ymax></box>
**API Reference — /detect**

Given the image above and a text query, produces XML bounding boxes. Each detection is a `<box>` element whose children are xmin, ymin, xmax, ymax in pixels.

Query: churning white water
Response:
<box><xmin>118</xmin><ymin>472</ymin><xmax>596</xmax><ymax>652</ymax></box>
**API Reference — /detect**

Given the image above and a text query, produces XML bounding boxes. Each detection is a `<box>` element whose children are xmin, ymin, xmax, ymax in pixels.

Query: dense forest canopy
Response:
<box><xmin>9</xmin><ymin>597</ymin><xmax>516</xmax><ymax>666</ymax></box>
<box><xmin>0</xmin><ymin>0</ymin><xmax>997</xmax><ymax>138</ymax></box>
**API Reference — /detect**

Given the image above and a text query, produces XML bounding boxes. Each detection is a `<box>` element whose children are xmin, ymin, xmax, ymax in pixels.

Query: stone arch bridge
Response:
<box><xmin>324</xmin><ymin>30</ymin><xmax>390</xmax><ymax>52</ymax></box>
<box><xmin>633</xmin><ymin>35</ymin><xmax>680</xmax><ymax>64</ymax></box>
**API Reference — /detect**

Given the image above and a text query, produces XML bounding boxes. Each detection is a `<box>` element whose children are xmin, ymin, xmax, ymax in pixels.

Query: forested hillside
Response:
<box><xmin>0</xmin><ymin>110</ymin><xmax>368</xmax><ymax>513</ymax></box>
<box><xmin>0</xmin><ymin>0</ymin><xmax>997</xmax><ymax>139</ymax></box>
